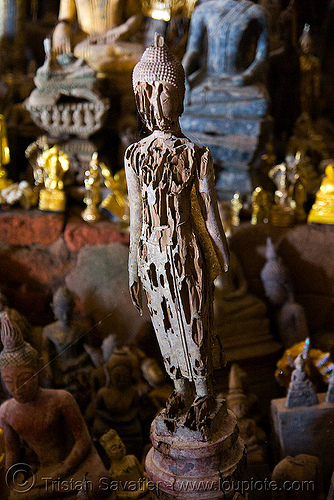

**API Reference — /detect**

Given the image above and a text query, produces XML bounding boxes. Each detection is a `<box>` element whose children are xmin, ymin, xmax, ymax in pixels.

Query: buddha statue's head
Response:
<box><xmin>100</xmin><ymin>429</ymin><xmax>126</xmax><ymax>461</ymax></box>
<box><xmin>107</xmin><ymin>349</ymin><xmax>133</xmax><ymax>389</ymax></box>
<box><xmin>132</xmin><ymin>34</ymin><xmax>185</xmax><ymax>132</ymax></box>
<box><xmin>0</xmin><ymin>313</ymin><xmax>41</xmax><ymax>403</ymax></box>
<box><xmin>52</xmin><ymin>286</ymin><xmax>75</xmax><ymax>326</ymax></box>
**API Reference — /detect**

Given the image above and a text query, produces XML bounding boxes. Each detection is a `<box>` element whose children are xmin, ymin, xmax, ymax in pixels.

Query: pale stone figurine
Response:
<box><xmin>261</xmin><ymin>237</ymin><xmax>309</xmax><ymax>347</ymax></box>
<box><xmin>125</xmin><ymin>34</ymin><xmax>229</xmax><ymax>428</ymax></box>
<box><xmin>99</xmin><ymin>429</ymin><xmax>150</xmax><ymax>499</ymax></box>
<box><xmin>286</xmin><ymin>338</ymin><xmax>318</xmax><ymax>408</ymax></box>
<box><xmin>326</xmin><ymin>370</ymin><xmax>334</xmax><ymax>404</ymax></box>
<box><xmin>0</xmin><ymin>313</ymin><xmax>112</xmax><ymax>499</ymax></box>
<box><xmin>42</xmin><ymin>286</ymin><xmax>90</xmax><ymax>389</ymax></box>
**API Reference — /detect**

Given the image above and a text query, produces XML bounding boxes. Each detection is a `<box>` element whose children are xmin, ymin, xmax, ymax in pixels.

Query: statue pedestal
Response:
<box><xmin>145</xmin><ymin>400</ymin><xmax>246</xmax><ymax>499</ymax></box>
<box><xmin>181</xmin><ymin>85</ymin><xmax>272</xmax><ymax>200</ymax></box>
<box><xmin>271</xmin><ymin>393</ymin><xmax>334</xmax><ymax>482</ymax></box>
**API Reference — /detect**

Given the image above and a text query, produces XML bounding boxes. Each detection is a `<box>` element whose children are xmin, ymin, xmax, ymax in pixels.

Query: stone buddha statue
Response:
<box><xmin>181</xmin><ymin>0</ymin><xmax>270</xmax><ymax>197</ymax></box>
<box><xmin>52</xmin><ymin>0</ymin><xmax>144</xmax><ymax>75</ymax></box>
<box><xmin>183</xmin><ymin>0</ymin><xmax>268</xmax><ymax>96</ymax></box>
<box><xmin>0</xmin><ymin>313</ymin><xmax>112</xmax><ymax>500</ymax></box>
<box><xmin>214</xmin><ymin>250</ymin><xmax>279</xmax><ymax>361</ymax></box>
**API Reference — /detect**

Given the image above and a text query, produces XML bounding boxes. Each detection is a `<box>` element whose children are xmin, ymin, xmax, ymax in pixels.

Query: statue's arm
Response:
<box><xmin>52</xmin><ymin>391</ymin><xmax>92</xmax><ymax>479</ymax></box>
<box><xmin>0</xmin><ymin>407</ymin><xmax>20</xmax><ymax>471</ymax></box>
<box><xmin>182</xmin><ymin>8</ymin><xmax>205</xmax><ymax>81</ymax></box>
<box><xmin>125</xmin><ymin>146</ymin><xmax>143</xmax><ymax>315</ymax></box>
<box><xmin>102</xmin><ymin>0</ymin><xmax>143</xmax><ymax>42</ymax></box>
<box><xmin>241</xmin><ymin>12</ymin><xmax>268</xmax><ymax>85</ymax></box>
<box><xmin>52</xmin><ymin>0</ymin><xmax>76</xmax><ymax>55</ymax></box>
<box><xmin>198</xmin><ymin>149</ymin><xmax>229</xmax><ymax>273</ymax></box>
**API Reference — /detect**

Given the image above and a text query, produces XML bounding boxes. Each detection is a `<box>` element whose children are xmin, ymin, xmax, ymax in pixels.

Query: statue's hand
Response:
<box><xmin>105</xmin><ymin>25</ymin><xmax>127</xmax><ymax>43</ymax></box>
<box><xmin>130</xmin><ymin>279</ymin><xmax>143</xmax><ymax>316</ymax></box>
<box><xmin>52</xmin><ymin>22</ymin><xmax>71</xmax><ymax>56</ymax></box>
<box><xmin>229</xmin><ymin>74</ymin><xmax>244</xmax><ymax>86</ymax></box>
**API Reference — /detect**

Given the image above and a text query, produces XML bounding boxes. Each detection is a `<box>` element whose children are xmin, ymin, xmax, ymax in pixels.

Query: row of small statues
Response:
<box><xmin>228</xmin><ymin>150</ymin><xmax>334</xmax><ymax>229</ymax></box>
<box><xmin>0</xmin><ymin>305</ymin><xmax>333</xmax><ymax>499</ymax></box>
<box><xmin>0</xmin><ymin>122</ymin><xmax>129</xmax><ymax>223</ymax></box>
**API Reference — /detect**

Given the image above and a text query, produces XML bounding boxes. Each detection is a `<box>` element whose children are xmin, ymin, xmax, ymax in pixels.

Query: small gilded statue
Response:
<box><xmin>82</xmin><ymin>152</ymin><xmax>102</xmax><ymax>222</ymax></box>
<box><xmin>0</xmin><ymin>114</ymin><xmax>12</xmax><ymax>191</ymax></box>
<box><xmin>38</xmin><ymin>145</ymin><xmax>70</xmax><ymax>212</ymax></box>
<box><xmin>100</xmin><ymin>165</ymin><xmax>129</xmax><ymax>226</ymax></box>
<box><xmin>308</xmin><ymin>164</ymin><xmax>334</xmax><ymax>225</ymax></box>
<box><xmin>125</xmin><ymin>35</ymin><xmax>229</xmax><ymax>428</ymax></box>
<box><xmin>299</xmin><ymin>24</ymin><xmax>321</xmax><ymax>120</ymax></box>
<box><xmin>251</xmin><ymin>186</ymin><xmax>271</xmax><ymax>224</ymax></box>
<box><xmin>230</xmin><ymin>192</ymin><xmax>243</xmax><ymax>228</ymax></box>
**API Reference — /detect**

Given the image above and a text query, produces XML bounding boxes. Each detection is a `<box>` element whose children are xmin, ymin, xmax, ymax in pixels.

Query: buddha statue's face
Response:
<box><xmin>102</xmin><ymin>433</ymin><xmax>126</xmax><ymax>461</ymax></box>
<box><xmin>109</xmin><ymin>364</ymin><xmax>132</xmax><ymax>389</ymax></box>
<box><xmin>135</xmin><ymin>81</ymin><xmax>183</xmax><ymax>132</ymax></box>
<box><xmin>227</xmin><ymin>397</ymin><xmax>247</xmax><ymax>419</ymax></box>
<box><xmin>53</xmin><ymin>299</ymin><xmax>73</xmax><ymax>326</ymax></box>
<box><xmin>1</xmin><ymin>364</ymin><xmax>39</xmax><ymax>403</ymax></box>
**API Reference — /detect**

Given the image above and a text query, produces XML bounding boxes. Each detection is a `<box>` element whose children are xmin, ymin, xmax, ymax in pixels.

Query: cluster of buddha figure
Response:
<box><xmin>1</xmin><ymin>1</ymin><xmax>334</xmax><ymax>497</ymax></box>
<box><xmin>0</xmin><ymin>313</ymin><xmax>113</xmax><ymax>500</ymax></box>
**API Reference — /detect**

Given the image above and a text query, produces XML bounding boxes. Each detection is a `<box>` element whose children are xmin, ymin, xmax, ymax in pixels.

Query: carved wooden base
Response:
<box><xmin>146</xmin><ymin>400</ymin><xmax>246</xmax><ymax>499</ymax></box>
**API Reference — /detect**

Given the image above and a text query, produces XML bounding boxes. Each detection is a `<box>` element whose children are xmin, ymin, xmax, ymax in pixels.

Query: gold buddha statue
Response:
<box><xmin>52</xmin><ymin>0</ymin><xmax>145</xmax><ymax>76</ymax></box>
<box><xmin>100</xmin><ymin>164</ymin><xmax>129</xmax><ymax>226</ymax></box>
<box><xmin>230</xmin><ymin>191</ymin><xmax>242</xmax><ymax>227</ymax></box>
<box><xmin>82</xmin><ymin>152</ymin><xmax>102</xmax><ymax>222</ymax></box>
<box><xmin>251</xmin><ymin>186</ymin><xmax>271</xmax><ymax>225</ymax></box>
<box><xmin>269</xmin><ymin>162</ymin><xmax>295</xmax><ymax>227</ymax></box>
<box><xmin>38</xmin><ymin>146</ymin><xmax>70</xmax><ymax>212</ymax></box>
<box><xmin>0</xmin><ymin>115</ymin><xmax>12</xmax><ymax>191</ymax></box>
<box><xmin>308</xmin><ymin>164</ymin><xmax>334</xmax><ymax>224</ymax></box>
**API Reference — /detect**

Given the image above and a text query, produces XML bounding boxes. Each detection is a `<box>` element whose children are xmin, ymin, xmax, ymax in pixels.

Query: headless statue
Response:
<box><xmin>182</xmin><ymin>0</ymin><xmax>268</xmax><ymax>102</ymax></box>
<box><xmin>125</xmin><ymin>34</ymin><xmax>229</xmax><ymax>429</ymax></box>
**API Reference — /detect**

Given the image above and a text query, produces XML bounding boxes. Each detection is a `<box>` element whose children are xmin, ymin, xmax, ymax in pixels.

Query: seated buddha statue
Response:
<box><xmin>52</xmin><ymin>0</ymin><xmax>144</xmax><ymax>76</ymax></box>
<box><xmin>182</xmin><ymin>0</ymin><xmax>268</xmax><ymax>106</ymax></box>
<box><xmin>181</xmin><ymin>0</ymin><xmax>270</xmax><ymax>197</ymax></box>
<box><xmin>214</xmin><ymin>251</ymin><xmax>279</xmax><ymax>361</ymax></box>
<box><xmin>0</xmin><ymin>313</ymin><xmax>112</xmax><ymax>500</ymax></box>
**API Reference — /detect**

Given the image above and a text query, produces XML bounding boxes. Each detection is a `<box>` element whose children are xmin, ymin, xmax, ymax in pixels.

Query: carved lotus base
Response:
<box><xmin>25</xmin><ymin>88</ymin><xmax>110</xmax><ymax>139</ymax></box>
<box><xmin>146</xmin><ymin>401</ymin><xmax>246</xmax><ymax>499</ymax></box>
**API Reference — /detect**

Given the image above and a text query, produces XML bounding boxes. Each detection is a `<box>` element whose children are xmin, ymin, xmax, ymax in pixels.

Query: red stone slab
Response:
<box><xmin>0</xmin><ymin>209</ymin><xmax>64</xmax><ymax>246</ymax></box>
<box><xmin>64</xmin><ymin>212</ymin><xmax>129</xmax><ymax>252</ymax></box>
